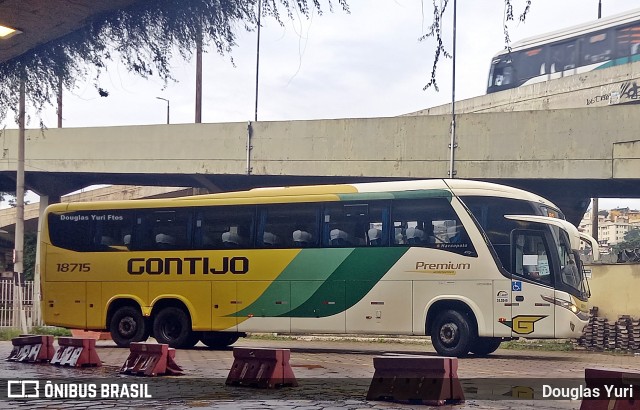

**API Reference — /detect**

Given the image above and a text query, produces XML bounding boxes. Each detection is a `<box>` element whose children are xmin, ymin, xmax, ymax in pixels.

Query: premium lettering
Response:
<box><xmin>127</xmin><ymin>256</ymin><xmax>248</xmax><ymax>275</ymax></box>
<box><xmin>415</xmin><ymin>261</ymin><xmax>470</xmax><ymax>270</ymax></box>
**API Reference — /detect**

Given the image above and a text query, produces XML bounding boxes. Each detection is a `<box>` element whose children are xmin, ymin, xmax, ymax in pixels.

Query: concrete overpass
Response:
<box><xmin>408</xmin><ymin>60</ymin><xmax>640</xmax><ymax>115</ymax></box>
<box><xmin>0</xmin><ymin>104</ymin><xmax>639</xmax><ymax>224</ymax></box>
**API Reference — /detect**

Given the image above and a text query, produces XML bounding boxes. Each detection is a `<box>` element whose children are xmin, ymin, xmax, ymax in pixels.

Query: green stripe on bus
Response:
<box><xmin>595</xmin><ymin>56</ymin><xmax>640</xmax><ymax>71</ymax></box>
<box><xmin>232</xmin><ymin>248</ymin><xmax>353</xmax><ymax>317</ymax></box>
<box><xmin>337</xmin><ymin>189</ymin><xmax>451</xmax><ymax>201</ymax></box>
<box><xmin>284</xmin><ymin>247</ymin><xmax>409</xmax><ymax>318</ymax></box>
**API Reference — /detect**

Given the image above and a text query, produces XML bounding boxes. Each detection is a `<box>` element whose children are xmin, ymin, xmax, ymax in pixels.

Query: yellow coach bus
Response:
<box><xmin>40</xmin><ymin>179</ymin><xmax>597</xmax><ymax>357</ymax></box>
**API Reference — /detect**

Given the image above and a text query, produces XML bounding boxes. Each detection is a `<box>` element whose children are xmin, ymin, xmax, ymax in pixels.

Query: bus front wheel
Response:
<box><xmin>152</xmin><ymin>307</ymin><xmax>195</xmax><ymax>348</ymax></box>
<box><xmin>110</xmin><ymin>306</ymin><xmax>147</xmax><ymax>348</ymax></box>
<box><xmin>430</xmin><ymin>309</ymin><xmax>474</xmax><ymax>357</ymax></box>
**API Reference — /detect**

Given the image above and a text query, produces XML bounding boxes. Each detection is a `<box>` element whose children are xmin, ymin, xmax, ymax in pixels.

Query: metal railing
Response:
<box><xmin>0</xmin><ymin>279</ymin><xmax>36</xmax><ymax>329</ymax></box>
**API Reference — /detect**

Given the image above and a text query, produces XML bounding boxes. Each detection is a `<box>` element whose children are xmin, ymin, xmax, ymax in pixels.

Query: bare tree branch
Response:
<box><xmin>422</xmin><ymin>0</ymin><xmax>533</xmax><ymax>91</ymax></box>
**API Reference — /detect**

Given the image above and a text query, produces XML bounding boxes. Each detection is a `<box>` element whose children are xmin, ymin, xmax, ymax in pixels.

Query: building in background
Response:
<box><xmin>580</xmin><ymin>208</ymin><xmax>640</xmax><ymax>254</ymax></box>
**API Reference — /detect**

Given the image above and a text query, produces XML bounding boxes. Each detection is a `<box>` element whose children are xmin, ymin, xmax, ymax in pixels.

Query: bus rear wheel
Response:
<box><xmin>430</xmin><ymin>309</ymin><xmax>474</xmax><ymax>357</ymax></box>
<box><xmin>470</xmin><ymin>337</ymin><xmax>502</xmax><ymax>356</ymax></box>
<box><xmin>200</xmin><ymin>332</ymin><xmax>240</xmax><ymax>349</ymax></box>
<box><xmin>110</xmin><ymin>306</ymin><xmax>147</xmax><ymax>348</ymax></box>
<box><xmin>152</xmin><ymin>307</ymin><xmax>195</xmax><ymax>349</ymax></box>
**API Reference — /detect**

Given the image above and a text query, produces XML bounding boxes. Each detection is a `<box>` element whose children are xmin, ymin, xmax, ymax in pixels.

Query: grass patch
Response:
<box><xmin>247</xmin><ymin>334</ymin><xmax>583</xmax><ymax>352</ymax></box>
<box><xmin>501</xmin><ymin>339</ymin><xmax>575</xmax><ymax>351</ymax></box>
<box><xmin>0</xmin><ymin>326</ymin><xmax>72</xmax><ymax>340</ymax></box>
<box><xmin>0</xmin><ymin>329</ymin><xmax>21</xmax><ymax>340</ymax></box>
<box><xmin>31</xmin><ymin>326</ymin><xmax>72</xmax><ymax>337</ymax></box>
<box><xmin>246</xmin><ymin>333</ymin><xmax>432</xmax><ymax>345</ymax></box>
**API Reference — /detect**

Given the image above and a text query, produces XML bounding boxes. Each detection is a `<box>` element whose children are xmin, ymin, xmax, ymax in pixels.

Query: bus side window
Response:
<box><xmin>392</xmin><ymin>198</ymin><xmax>475</xmax><ymax>256</ymax></box>
<box><xmin>47</xmin><ymin>210</ymin><xmax>135</xmax><ymax>252</ymax></box>
<box><xmin>581</xmin><ymin>30</ymin><xmax>612</xmax><ymax>66</ymax></box>
<box><xmin>93</xmin><ymin>211</ymin><xmax>134</xmax><ymax>251</ymax></box>
<box><xmin>131</xmin><ymin>209</ymin><xmax>191</xmax><ymax>251</ymax></box>
<box><xmin>616</xmin><ymin>23</ymin><xmax>640</xmax><ymax>64</ymax></box>
<box><xmin>197</xmin><ymin>206</ymin><xmax>255</xmax><ymax>250</ymax></box>
<box><xmin>257</xmin><ymin>204</ymin><xmax>319</xmax><ymax>249</ymax></box>
<box><xmin>550</xmin><ymin>40</ymin><xmax>577</xmax><ymax>74</ymax></box>
<box><xmin>323</xmin><ymin>202</ymin><xmax>388</xmax><ymax>247</ymax></box>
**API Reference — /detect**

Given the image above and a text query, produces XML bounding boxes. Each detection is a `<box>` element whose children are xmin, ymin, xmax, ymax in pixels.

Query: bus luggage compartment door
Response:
<box><xmin>44</xmin><ymin>282</ymin><xmax>87</xmax><ymax>328</ymax></box>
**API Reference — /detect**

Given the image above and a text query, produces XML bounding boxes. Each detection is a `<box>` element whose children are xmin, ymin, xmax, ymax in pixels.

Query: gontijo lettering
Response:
<box><xmin>127</xmin><ymin>256</ymin><xmax>248</xmax><ymax>275</ymax></box>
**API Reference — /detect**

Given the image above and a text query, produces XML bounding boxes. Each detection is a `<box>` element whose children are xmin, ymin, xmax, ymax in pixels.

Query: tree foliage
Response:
<box><xmin>613</xmin><ymin>228</ymin><xmax>640</xmax><ymax>253</ymax></box>
<box><xmin>420</xmin><ymin>0</ymin><xmax>532</xmax><ymax>91</ymax></box>
<box><xmin>0</xmin><ymin>0</ymin><xmax>349</xmax><ymax>125</ymax></box>
<box><xmin>24</xmin><ymin>233</ymin><xmax>37</xmax><ymax>281</ymax></box>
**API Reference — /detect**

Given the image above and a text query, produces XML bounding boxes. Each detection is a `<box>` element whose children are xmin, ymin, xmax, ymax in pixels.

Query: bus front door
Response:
<box><xmin>510</xmin><ymin>230</ymin><xmax>555</xmax><ymax>338</ymax></box>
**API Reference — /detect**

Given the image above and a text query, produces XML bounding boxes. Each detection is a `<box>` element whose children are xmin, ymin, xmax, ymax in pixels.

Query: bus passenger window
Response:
<box><xmin>616</xmin><ymin>24</ymin><xmax>640</xmax><ymax>63</ymax></box>
<box><xmin>581</xmin><ymin>31</ymin><xmax>612</xmax><ymax>66</ymax></box>
<box><xmin>323</xmin><ymin>202</ymin><xmax>387</xmax><ymax>247</ymax></box>
<box><xmin>134</xmin><ymin>210</ymin><xmax>191</xmax><ymax>251</ymax></box>
<box><xmin>257</xmin><ymin>204</ymin><xmax>319</xmax><ymax>248</ymax></box>
<box><xmin>392</xmin><ymin>198</ymin><xmax>475</xmax><ymax>256</ymax></box>
<box><xmin>48</xmin><ymin>210</ymin><xmax>135</xmax><ymax>252</ymax></box>
<box><xmin>197</xmin><ymin>206</ymin><xmax>255</xmax><ymax>250</ymax></box>
<box><xmin>94</xmin><ymin>211</ymin><xmax>134</xmax><ymax>251</ymax></box>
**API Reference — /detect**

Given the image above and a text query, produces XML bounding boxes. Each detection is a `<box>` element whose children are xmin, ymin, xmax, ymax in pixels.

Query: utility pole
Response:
<box><xmin>254</xmin><ymin>0</ymin><xmax>262</xmax><ymax>122</ymax></box>
<box><xmin>592</xmin><ymin>1</ymin><xmax>601</xmax><ymax>250</ymax></box>
<box><xmin>598</xmin><ymin>0</ymin><xmax>602</xmax><ymax>19</ymax></box>
<box><xmin>448</xmin><ymin>0</ymin><xmax>457</xmax><ymax>179</ymax></box>
<box><xmin>156</xmin><ymin>97</ymin><xmax>170</xmax><ymax>124</ymax></box>
<box><xmin>195</xmin><ymin>29</ymin><xmax>202</xmax><ymax>123</ymax></box>
<box><xmin>57</xmin><ymin>75</ymin><xmax>62</xmax><ymax>128</ymax></box>
<box><xmin>15</xmin><ymin>76</ymin><xmax>27</xmax><ymax>333</ymax></box>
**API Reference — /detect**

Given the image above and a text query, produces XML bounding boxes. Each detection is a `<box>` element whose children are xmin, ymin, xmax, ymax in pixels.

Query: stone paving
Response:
<box><xmin>0</xmin><ymin>336</ymin><xmax>639</xmax><ymax>409</ymax></box>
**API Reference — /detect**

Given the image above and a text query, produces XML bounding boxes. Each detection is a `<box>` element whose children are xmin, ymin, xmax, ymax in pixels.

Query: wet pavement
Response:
<box><xmin>1</xmin><ymin>335</ymin><xmax>639</xmax><ymax>409</ymax></box>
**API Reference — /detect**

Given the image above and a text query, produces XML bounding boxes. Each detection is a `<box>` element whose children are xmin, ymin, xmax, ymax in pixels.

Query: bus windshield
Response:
<box><xmin>553</xmin><ymin>226</ymin><xmax>589</xmax><ymax>298</ymax></box>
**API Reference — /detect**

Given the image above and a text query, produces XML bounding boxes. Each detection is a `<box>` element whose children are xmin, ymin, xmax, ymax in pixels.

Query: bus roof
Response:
<box><xmin>492</xmin><ymin>7</ymin><xmax>640</xmax><ymax>57</ymax></box>
<box><xmin>49</xmin><ymin>179</ymin><xmax>558</xmax><ymax>211</ymax></box>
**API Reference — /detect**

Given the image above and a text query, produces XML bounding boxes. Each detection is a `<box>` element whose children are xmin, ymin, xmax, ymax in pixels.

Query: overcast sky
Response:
<box><xmin>2</xmin><ymin>0</ymin><xmax>639</xmax><ymax>210</ymax></box>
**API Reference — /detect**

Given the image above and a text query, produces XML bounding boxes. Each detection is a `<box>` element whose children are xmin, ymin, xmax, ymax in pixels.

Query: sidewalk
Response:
<box><xmin>1</xmin><ymin>336</ymin><xmax>638</xmax><ymax>409</ymax></box>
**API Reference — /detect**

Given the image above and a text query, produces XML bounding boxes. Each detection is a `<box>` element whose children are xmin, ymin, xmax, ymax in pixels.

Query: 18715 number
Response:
<box><xmin>56</xmin><ymin>263</ymin><xmax>90</xmax><ymax>272</ymax></box>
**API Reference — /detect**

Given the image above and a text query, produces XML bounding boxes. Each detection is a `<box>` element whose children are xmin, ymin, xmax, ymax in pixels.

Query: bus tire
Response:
<box><xmin>152</xmin><ymin>307</ymin><xmax>194</xmax><ymax>348</ymax></box>
<box><xmin>470</xmin><ymin>337</ymin><xmax>502</xmax><ymax>356</ymax></box>
<box><xmin>430</xmin><ymin>309</ymin><xmax>474</xmax><ymax>357</ymax></box>
<box><xmin>200</xmin><ymin>332</ymin><xmax>240</xmax><ymax>349</ymax></box>
<box><xmin>110</xmin><ymin>306</ymin><xmax>147</xmax><ymax>348</ymax></box>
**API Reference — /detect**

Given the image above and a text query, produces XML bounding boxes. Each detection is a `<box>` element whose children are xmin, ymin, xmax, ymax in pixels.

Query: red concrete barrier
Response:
<box><xmin>51</xmin><ymin>337</ymin><xmax>101</xmax><ymax>367</ymax></box>
<box><xmin>226</xmin><ymin>347</ymin><xmax>297</xmax><ymax>388</ymax></box>
<box><xmin>580</xmin><ymin>368</ymin><xmax>640</xmax><ymax>410</ymax></box>
<box><xmin>120</xmin><ymin>343</ymin><xmax>183</xmax><ymax>376</ymax></box>
<box><xmin>366</xmin><ymin>355</ymin><xmax>464</xmax><ymax>406</ymax></box>
<box><xmin>7</xmin><ymin>335</ymin><xmax>55</xmax><ymax>363</ymax></box>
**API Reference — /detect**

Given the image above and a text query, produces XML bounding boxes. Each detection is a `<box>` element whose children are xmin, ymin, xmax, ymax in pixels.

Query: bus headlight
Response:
<box><xmin>541</xmin><ymin>295</ymin><xmax>588</xmax><ymax>320</ymax></box>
